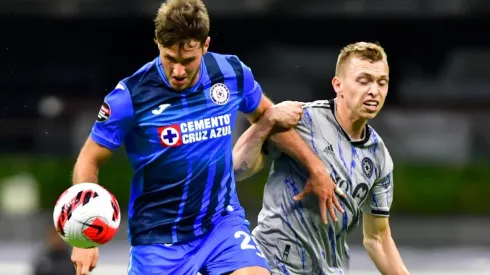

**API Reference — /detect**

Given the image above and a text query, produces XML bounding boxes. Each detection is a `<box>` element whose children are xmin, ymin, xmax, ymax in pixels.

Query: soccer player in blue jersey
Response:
<box><xmin>70</xmin><ymin>0</ymin><xmax>343</xmax><ymax>274</ymax></box>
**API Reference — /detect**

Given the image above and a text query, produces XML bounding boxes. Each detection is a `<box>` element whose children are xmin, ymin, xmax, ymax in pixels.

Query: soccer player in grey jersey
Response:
<box><xmin>233</xmin><ymin>42</ymin><xmax>409</xmax><ymax>274</ymax></box>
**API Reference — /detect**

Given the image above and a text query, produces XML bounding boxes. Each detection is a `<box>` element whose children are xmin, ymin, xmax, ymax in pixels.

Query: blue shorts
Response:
<box><xmin>128</xmin><ymin>214</ymin><xmax>270</xmax><ymax>275</ymax></box>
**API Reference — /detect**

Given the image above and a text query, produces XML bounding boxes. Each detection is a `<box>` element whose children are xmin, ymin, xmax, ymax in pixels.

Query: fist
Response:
<box><xmin>266</xmin><ymin>101</ymin><xmax>303</xmax><ymax>128</ymax></box>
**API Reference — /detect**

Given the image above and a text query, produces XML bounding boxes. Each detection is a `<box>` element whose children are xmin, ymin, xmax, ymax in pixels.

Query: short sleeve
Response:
<box><xmin>261</xmin><ymin>104</ymin><xmax>317</xmax><ymax>161</ymax></box>
<box><xmin>238</xmin><ymin>58</ymin><xmax>263</xmax><ymax>113</ymax></box>
<box><xmin>361</xmin><ymin>157</ymin><xmax>394</xmax><ymax>217</ymax></box>
<box><xmin>90</xmin><ymin>83</ymin><xmax>134</xmax><ymax>150</ymax></box>
<box><xmin>295</xmin><ymin>105</ymin><xmax>314</xmax><ymax>140</ymax></box>
<box><xmin>294</xmin><ymin>104</ymin><xmax>324</xmax><ymax>156</ymax></box>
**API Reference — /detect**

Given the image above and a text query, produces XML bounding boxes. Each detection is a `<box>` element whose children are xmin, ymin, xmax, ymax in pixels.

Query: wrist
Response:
<box><xmin>262</xmin><ymin>108</ymin><xmax>277</xmax><ymax>126</ymax></box>
<box><xmin>306</xmin><ymin>158</ymin><xmax>326</xmax><ymax>175</ymax></box>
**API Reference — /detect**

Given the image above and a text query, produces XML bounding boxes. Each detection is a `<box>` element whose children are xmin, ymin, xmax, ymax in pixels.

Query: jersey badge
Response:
<box><xmin>362</xmin><ymin>157</ymin><xmax>374</xmax><ymax>178</ymax></box>
<box><xmin>96</xmin><ymin>102</ymin><xmax>111</xmax><ymax>122</ymax></box>
<box><xmin>210</xmin><ymin>83</ymin><xmax>230</xmax><ymax>105</ymax></box>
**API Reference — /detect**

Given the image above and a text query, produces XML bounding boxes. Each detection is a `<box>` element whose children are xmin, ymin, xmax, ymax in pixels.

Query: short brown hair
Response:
<box><xmin>335</xmin><ymin>42</ymin><xmax>388</xmax><ymax>76</ymax></box>
<box><xmin>154</xmin><ymin>0</ymin><xmax>210</xmax><ymax>48</ymax></box>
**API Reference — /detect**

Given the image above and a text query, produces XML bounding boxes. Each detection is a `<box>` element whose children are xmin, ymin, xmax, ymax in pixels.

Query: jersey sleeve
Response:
<box><xmin>361</xmin><ymin>150</ymin><xmax>394</xmax><ymax>217</ymax></box>
<box><xmin>238</xmin><ymin>58</ymin><xmax>263</xmax><ymax>113</ymax></box>
<box><xmin>295</xmin><ymin>104</ymin><xmax>323</xmax><ymax>155</ymax></box>
<box><xmin>261</xmin><ymin>104</ymin><xmax>321</xmax><ymax>161</ymax></box>
<box><xmin>90</xmin><ymin>83</ymin><xmax>135</xmax><ymax>150</ymax></box>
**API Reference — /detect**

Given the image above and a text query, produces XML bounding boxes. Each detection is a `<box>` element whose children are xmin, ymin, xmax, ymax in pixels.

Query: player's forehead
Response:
<box><xmin>345</xmin><ymin>57</ymin><xmax>389</xmax><ymax>78</ymax></box>
<box><xmin>162</xmin><ymin>40</ymin><xmax>202</xmax><ymax>59</ymax></box>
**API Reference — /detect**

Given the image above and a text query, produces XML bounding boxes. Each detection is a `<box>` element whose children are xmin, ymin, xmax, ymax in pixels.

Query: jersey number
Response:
<box><xmin>234</xmin><ymin>231</ymin><xmax>265</xmax><ymax>258</ymax></box>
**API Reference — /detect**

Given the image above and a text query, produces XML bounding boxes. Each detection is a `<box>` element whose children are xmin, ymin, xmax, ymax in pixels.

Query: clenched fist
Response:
<box><xmin>265</xmin><ymin>101</ymin><xmax>303</xmax><ymax>128</ymax></box>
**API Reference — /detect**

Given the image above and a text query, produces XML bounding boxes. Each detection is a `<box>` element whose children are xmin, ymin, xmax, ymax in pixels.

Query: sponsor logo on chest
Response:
<box><xmin>158</xmin><ymin>114</ymin><xmax>232</xmax><ymax>147</ymax></box>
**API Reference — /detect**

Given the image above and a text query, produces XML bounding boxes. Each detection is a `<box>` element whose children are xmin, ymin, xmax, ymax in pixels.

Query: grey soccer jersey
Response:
<box><xmin>252</xmin><ymin>99</ymin><xmax>394</xmax><ymax>275</ymax></box>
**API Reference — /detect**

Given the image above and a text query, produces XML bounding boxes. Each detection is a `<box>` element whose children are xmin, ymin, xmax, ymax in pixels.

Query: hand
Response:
<box><xmin>72</xmin><ymin>247</ymin><xmax>99</xmax><ymax>275</ymax></box>
<box><xmin>293</xmin><ymin>169</ymin><xmax>346</xmax><ymax>224</ymax></box>
<box><xmin>265</xmin><ymin>101</ymin><xmax>303</xmax><ymax>128</ymax></box>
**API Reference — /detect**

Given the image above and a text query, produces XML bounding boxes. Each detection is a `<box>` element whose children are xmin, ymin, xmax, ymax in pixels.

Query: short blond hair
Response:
<box><xmin>335</xmin><ymin>42</ymin><xmax>388</xmax><ymax>76</ymax></box>
<box><xmin>154</xmin><ymin>0</ymin><xmax>210</xmax><ymax>47</ymax></box>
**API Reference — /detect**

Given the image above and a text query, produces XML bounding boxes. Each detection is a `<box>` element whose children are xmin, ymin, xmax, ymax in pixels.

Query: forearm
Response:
<box><xmin>233</xmin><ymin>114</ymin><xmax>274</xmax><ymax>181</ymax></box>
<box><xmin>72</xmin><ymin>138</ymin><xmax>113</xmax><ymax>184</ymax></box>
<box><xmin>364</xmin><ymin>236</ymin><xmax>409</xmax><ymax>275</ymax></box>
<box><xmin>269</xmin><ymin>129</ymin><xmax>323</xmax><ymax>175</ymax></box>
<box><xmin>72</xmin><ymin>157</ymin><xmax>100</xmax><ymax>184</ymax></box>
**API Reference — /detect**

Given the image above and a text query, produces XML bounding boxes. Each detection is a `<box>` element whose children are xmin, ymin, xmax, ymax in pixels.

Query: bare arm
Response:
<box><xmin>244</xmin><ymin>97</ymin><xmax>325</xmax><ymax>176</ymax></box>
<box><xmin>71</xmin><ymin>84</ymin><xmax>132</xmax><ymax>275</ymax></box>
<box><xmin>363</xmin><ymin>214</ymin><xmax>409</xmax><ymax>275</ymax></box>
<box><xmin>233</xmin><ymin>113</ymin><xmax>273</xmax><ymax>181</ymax></box>
<box><xmin>244</xmin><ymin>96</ymin><xmax>344</xmax><ymax>223</ymax></box>
<box><xmin>234</xmin><ymin>101</ymin><xmax>303</xmax><ymax>181</ymax></box>
<box><xmin>72</xmin><ymin>137</ymin><xmax>113</xmax><ymax>184</ymax></box>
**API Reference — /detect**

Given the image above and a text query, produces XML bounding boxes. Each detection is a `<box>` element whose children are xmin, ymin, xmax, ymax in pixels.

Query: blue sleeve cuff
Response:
<box><xmin>90</xmin><ymin>132</ymin><xmax>119</xmax><ymax>151</ymax></box>
<box><xmin>240</xmin><ymin>90</ymin><xmax>262</xmax><ymax>114</ymax></box>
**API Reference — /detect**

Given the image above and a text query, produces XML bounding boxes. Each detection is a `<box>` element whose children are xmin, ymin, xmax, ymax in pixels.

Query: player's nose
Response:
<box><xmin>173</xmin><ymin>65</ymin><xmax>186</xmax><ymax>77</ymax></box>
<box><xmin>368</xmin><ymin>84</ymin><xmax>380</xmax><ymax>96</ymax></box>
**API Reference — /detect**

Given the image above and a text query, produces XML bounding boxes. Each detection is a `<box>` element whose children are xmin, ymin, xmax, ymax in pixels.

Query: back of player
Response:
<box><xmin>252</xmin><ymin>99</ymin><xmax>393</xmax><ymax>274</ymax></box>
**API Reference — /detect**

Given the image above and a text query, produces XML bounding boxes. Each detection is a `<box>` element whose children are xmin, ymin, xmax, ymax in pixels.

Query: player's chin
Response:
<box><xmin>360</xmin><ymin>109</ymin><xmax>380</xmax><ymax>120</ymax></box>
<box><xmin>170</xmin><ymin>83</ymin><xmax>190</xmax><ymax>91</ymax></box>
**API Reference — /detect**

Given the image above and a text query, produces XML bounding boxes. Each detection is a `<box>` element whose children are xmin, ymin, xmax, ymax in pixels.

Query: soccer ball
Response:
<box><xmin>53</xmin><ymin>183</ymin><xmax>121</xmax><ymax>248</ymax></box>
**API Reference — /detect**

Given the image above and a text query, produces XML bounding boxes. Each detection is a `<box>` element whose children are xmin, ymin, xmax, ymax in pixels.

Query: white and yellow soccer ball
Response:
<box><xmin>53</xmin><ymin>183</ymin><xmax>121</xmax><ymax>248</ymax></box>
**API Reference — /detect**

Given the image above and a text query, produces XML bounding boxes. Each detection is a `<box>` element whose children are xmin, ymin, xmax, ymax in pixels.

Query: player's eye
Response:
<box><xmin>357</xmin><ymin>78</ymin><xmax>369</xmax><ymax>85</ymax></box>
<box><xmin>378</xmin><ymin>80</ymin><xmax>388</xmax><ymax>86</ymax></box>
<box><xmin>165</xmin><ymin>56</ymin><xmax>178</xmax><ymax>63</ymax></box>
<box><xmin>181</xmin><ymin>58</ymin><xmax>196</xmax><ymax>66</ymax></box>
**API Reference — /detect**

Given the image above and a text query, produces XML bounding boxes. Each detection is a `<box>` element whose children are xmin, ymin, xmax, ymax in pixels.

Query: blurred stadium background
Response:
<box><xmin>1</xmin><ymin>0</ymin><xmax>490</xmax><ymax>274</ymax></box>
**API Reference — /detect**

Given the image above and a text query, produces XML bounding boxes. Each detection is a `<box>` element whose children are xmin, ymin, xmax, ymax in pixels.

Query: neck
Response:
<box><xmin>335</xmin><ymin>99</ymin><xmax>367</xmax><ymax>141</ymax></box>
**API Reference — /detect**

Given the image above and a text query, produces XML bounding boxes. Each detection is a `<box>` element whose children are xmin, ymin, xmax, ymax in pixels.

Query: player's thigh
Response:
<box><xmin>128</xmin><ymin>243</ymin><xmax>200</xmax><ymax>275</ymax></box>
<box><xmin>199</xmin><ymin>216</ymin><xmax>271</xmax><ymax>275</ymax></box>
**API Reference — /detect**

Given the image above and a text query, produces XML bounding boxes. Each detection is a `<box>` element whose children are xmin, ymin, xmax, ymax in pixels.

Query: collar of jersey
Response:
<box><xmin>155</xmin><ymin>56</ymin><xmax>204</xmax><ymax>94</ymax></box>
<box><xmin>329</xmin><ymin>99</ymin><xmax>371</xmax><ymax>147</ymax></box>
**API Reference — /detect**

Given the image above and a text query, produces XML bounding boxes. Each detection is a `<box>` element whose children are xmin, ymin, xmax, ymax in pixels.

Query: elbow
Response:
<box><xmin>233</xmin><ymin>157</ymin><xmax>265</xmax><ymax>182</ymax></box>
<box><xmin>233</xmin><ymin>162</ymin><xmax>255</xmax><ymax>182</ymax></box>
<box><xmin>363</xmin><ymin>233</ymin><xmax>389</xmax><ymax>255</ymax></box>
<box><xmin>232</xmin><ymin>154</ymin><xmax>248</xmax><ymax>176</ymax></box>
<box><xmin>233</xmin><ymin>165</ymin><xmax>247</xmax><ymax>181</ymax></box>
<box><xmin>363</xmin><ymin>236</ymin><xmax>382</xmax><ymax>254</ymax></box>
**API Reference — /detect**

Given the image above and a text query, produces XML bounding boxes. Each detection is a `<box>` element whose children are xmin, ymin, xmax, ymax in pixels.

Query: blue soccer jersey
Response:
<box><xmin>90</xmin><ymin>52</ymin><xmax>262</xmax><ymax>245</ymax></box>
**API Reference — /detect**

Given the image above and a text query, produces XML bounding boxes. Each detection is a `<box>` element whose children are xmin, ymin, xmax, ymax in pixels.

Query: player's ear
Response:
<box><xmin>332</xmin><ymin>76</ymin><xmax>342</xmax><ymax>95</ymax></box>
<box><xmin>202</xmin><ymin>37</ymin><xmax>210</xmax><ymax>54</ymax></box>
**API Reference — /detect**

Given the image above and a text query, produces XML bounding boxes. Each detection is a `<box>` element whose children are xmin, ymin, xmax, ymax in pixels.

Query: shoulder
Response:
<box><xmin>204</xmin><ymin>52</ymin><xmax>243</xmax><ymax>66</ymax></box>
<box><xmin>203</xmin><ymin>52</ymin><xmax>251</xmax><ymax>80</ymax></box>
<box><xmin>366</xmin><ymin>126</ymin><xmax>393</xmax><ymax>178</ymax></box>
<box><xmin>301</xmin><ymin>99</ymin><xmax>332</xmax><ymax>109</ymax></box>
<box><xmin>120</xmin><ymin>57</ymin><xmax>174</xmax><ymax>106</ymax></box>
<box><xmin>120</xmin><ymin>57</ymin><xmax>161</xmax><ymax>95</ymax></box>
<box><xmin>300</xmin><ymin>100</ymin><xmax>333</xmax><ymax>123</ymax></box>
<box><xmin>366</xmin><ymin>126</ymin><xmax>389</xmax><ymax>153</ymax></box>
